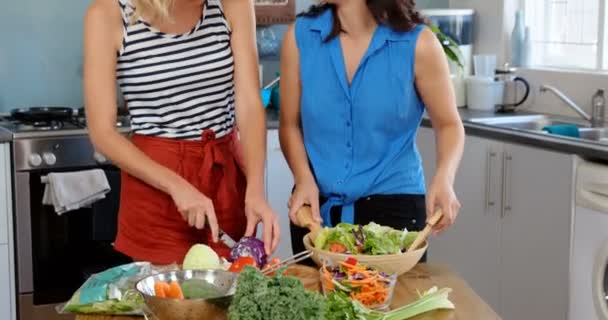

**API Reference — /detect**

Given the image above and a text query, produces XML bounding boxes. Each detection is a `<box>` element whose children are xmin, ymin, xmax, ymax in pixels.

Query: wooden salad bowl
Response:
<box><xmin>302</xmin><ymin>233</ymin><xmax>428</xmax><ymax>276</ymax></box>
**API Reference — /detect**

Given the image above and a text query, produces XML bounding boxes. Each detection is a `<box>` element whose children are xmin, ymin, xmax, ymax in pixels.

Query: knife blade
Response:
<box><xmin>219</xmin><ymin>229</ymin><xmax>237</xmax><ymax>249</ymax></box>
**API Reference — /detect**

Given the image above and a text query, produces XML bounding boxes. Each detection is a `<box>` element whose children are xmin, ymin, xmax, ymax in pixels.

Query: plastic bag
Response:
<box><xmin>56</xmin><ymin>262</ymin><xmax>179</xmax><ymax>315</ymax></box>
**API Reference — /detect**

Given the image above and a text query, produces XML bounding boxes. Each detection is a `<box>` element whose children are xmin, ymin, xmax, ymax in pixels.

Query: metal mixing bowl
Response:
<box><xmin>136</xmin><ymin>269</ymin><xmax>237</xmax><ymax>320</ymax></box>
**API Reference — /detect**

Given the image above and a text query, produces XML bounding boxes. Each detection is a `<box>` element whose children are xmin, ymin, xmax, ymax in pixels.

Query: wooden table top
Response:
<box><xmin>76</xmin><ymin>264</ymin><xmax>501</xmax><ymax>320</ymax></box>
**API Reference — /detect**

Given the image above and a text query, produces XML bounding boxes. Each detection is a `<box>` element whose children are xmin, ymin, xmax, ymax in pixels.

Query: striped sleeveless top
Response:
<box><xmin>116</xmin><ymin>0</ymin><xmax>235</xmax><ymax>140</ymax></box>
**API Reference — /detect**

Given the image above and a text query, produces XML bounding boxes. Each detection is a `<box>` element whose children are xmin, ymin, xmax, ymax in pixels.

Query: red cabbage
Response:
<box><xmin>230</xmin><ymin>236</ymin><xmax>267</xmax><ymax>267</ymax></box>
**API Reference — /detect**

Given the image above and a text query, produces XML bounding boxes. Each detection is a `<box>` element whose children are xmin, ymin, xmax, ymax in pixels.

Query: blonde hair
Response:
<box><xmin>130</xmin><ymin>0</ymin><xmax>174</xmax><ymax>24</ymax></box>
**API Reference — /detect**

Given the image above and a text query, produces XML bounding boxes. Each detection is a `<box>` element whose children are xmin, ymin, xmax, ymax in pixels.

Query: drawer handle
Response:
<box><xmin>485</xmin><ymin>150</ymin><xmax>497</xmax><ymax>213</ymax></box>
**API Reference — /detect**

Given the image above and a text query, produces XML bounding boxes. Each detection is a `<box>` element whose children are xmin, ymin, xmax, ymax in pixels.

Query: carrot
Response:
<box><xmin>329</xmin><ymin>242</ymin><xmax>348</xmax><ymax>253</ymax></box>
<box><xmin>325</xmin><ymin>260</ymin><xmax>393</xmax><ymax>307</ymax></box>
<box><xmin>167</xmin><ymin>281</ymin><xmax>184</xmax><ymax>299</ymax></box>
<box><xmin>154</xmin><ymin>281</ymin><xmax>170</xmax><ymax>298</ymax></box>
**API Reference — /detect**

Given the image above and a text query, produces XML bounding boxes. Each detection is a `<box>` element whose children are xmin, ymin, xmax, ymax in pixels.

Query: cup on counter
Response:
<box><xmin>466</xmin><ymin>76</ymin><xmax>503</xmax><ymax>111</ymax></box>
<box><xmin>473</xmin><ymin>54</ymin><xmax>497</xmax><ymax>78</ymax></box>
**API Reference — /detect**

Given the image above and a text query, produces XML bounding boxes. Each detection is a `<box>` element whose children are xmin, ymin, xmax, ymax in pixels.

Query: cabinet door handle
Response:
<box><xmin>485</xmin><ymin>150</ymin><xmax>497</xmax><ymax>213</ymax></box>
<box><xmin>501</xmin><ymin>152</ymin><xmax>513</xmax><ymax>218</ymax></box>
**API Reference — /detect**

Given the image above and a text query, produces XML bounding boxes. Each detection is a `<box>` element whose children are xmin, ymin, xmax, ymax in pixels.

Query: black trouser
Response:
<box><xmin>290</xmin><ymin>194</ymin><xmax>427</xmax><ymax>266</ymax></box>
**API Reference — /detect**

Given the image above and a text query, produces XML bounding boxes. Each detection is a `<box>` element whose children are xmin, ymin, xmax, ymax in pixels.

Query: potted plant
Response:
<box><xmin>429</xmin><ymin>25</ymin><xmax>464</xmax><ymax>70</ymax></box>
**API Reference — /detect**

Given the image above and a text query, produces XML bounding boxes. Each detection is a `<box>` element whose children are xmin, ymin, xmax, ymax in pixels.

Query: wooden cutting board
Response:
<box><xmin>76</xmin><ymin>264</ymin><xmax>501</xmax><ymax>320</ymax></box>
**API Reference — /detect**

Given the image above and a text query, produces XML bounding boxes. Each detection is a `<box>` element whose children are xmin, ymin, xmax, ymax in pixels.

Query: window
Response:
<box><xmin>522</xmin><ymin>0</ymin><xmax>607</xmax><ymax>71</ymax></box>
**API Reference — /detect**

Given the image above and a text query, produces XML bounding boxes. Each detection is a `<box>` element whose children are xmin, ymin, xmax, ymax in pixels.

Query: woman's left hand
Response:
<box><xmin>426</xmin><ymin>174</ymin><xmax>461</xmax><ymax>234</ymax></box>
<box><xmin>244</xmin><ymin>192</ymin><xmax>281</xmax><ymax>255</ymax></box>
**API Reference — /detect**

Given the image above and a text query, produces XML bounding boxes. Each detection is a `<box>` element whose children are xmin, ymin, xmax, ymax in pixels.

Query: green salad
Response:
<box><xmin>314</xmin><ymin>222</ymin><xmax>419</xmax><ymax>255</ymax></box>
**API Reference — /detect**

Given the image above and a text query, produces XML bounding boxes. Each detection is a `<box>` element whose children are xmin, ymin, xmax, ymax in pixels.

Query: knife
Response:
<box><xmin>219</xmin><ymin>229</ymin><xmax>237</xmax><ymax>249</ymax></box>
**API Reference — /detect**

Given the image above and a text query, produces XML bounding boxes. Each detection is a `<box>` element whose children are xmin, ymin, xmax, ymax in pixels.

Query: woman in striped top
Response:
<box><xmin>84</xmin><ymin>0</ymin><xmax>279</xmax><ymax>264</ymax></box>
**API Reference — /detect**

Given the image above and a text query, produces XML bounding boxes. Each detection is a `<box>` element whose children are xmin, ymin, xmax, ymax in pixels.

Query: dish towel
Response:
<box><xmin>542</xmin><ymin>124</ymin><xmax>580</xmax><ymax>138</ymax></box>
<box><xmin>42</xmin><ymin>169</ymin><xmax>111</xmax><ymax>215</ymax></box>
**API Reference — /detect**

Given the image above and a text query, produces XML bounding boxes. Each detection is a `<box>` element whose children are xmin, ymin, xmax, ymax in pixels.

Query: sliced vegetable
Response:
<box><xmin>322</xmin><ymin>260</ymin><xmax>394</xmax><ymax>308</ymax></box>
<box><xmin>167</xmin><ymin>281</ymin><xmax>184</xmax><ymax>300</ymax></box>
<box><xmin>317</xmin><ymin>222</ymin><xmax>420</xmax><ymax>255</ymax></box>
<box><xmin>345</xmin><ymin>257</ymin><xmax>358</xmax><ymax>266</ymax></box>
<box><xmin>266</xmin><ymin>257</ymin><xmax>281</xmax><ymax>268</ymax></box>
<box><xmin>228</xmin><ymin>256</ymin><xmax>257</xmax><ymax>273</ymax></box>
<box><xmin>230</xmin><ymin>236</ymin><xmax>268</xmax><ymax>267</ymax></box>
<box><xmin>328</xmin><ymin>242</ymin><xmax>348</xmax><ymax>253</ymax></box>
<box><xmin>154</xmin><ymin>282</ymin><xmax>170</xmax><ymax>298</ymax></box>
<box><xmin>324</xmin><ymin>286</ymin><xmax>455</xmax><ymax>320</ymax></box>
<box><xmin>314</xmin><ymin>227</ymin><xmax>330</xmax><ymax>249</ymax></box>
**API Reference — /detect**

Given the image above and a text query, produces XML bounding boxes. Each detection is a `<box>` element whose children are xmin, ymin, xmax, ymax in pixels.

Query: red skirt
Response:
<box><xmin>114</xmin><ymin>130</ymin><xmax>247</xmax><ymax>265</ymax></box>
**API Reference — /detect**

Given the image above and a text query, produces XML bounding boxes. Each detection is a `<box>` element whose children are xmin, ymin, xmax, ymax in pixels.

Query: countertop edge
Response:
<box><xmin>0</xmin><ymin>128</ymin><xmax>12</xmax><ymax>143</ymax></box>
<box><xmin>421</xmin><ymin>110</ymin><xmax>608</xmax><ymax>162</ymax></box>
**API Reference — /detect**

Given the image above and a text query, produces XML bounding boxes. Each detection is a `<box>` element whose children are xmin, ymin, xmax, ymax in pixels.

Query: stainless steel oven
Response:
<box><xmin>2</xmin><ymin>111</ymin><xmax>132</xmax><ymax>320</ymax></box>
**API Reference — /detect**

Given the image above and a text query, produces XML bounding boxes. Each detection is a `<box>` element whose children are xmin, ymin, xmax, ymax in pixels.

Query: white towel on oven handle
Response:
<box><xmin>42</xmin><ymin>169</ymin><xmax>111</xmax><ymax>215</ymax></box>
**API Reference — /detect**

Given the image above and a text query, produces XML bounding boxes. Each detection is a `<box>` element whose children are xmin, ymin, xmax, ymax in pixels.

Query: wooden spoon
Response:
<box><xmin>295</xmin><ymin>205</ymin><xmax>323</xmax><ymax>244</ymax></box>
<box><xmin>407</xmin><ymin>209</ymin><xmax>444</xmax><ymax>252</ymax></box>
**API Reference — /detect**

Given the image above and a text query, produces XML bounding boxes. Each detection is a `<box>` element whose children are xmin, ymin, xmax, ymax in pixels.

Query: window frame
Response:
<box><xmin>519</xmin><ymin>0</ymin><xmax>608</xmax><ymax>72</ymax></box>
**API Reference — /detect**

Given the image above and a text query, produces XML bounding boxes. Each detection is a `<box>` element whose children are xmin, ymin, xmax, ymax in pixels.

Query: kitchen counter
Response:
<box><xmin>75</xmin><ymin>264</ymin><xmax>501</xmax><ymax>320</ymax></box>
<box><xmin>0</xmin><ymin>128</ymin><xmax>11</xmax><ymax>143</ymax></box>
<box><xmin>422</xmin><ymin>109</ymin><xmax>608</xmax><ymax>162</ymax></box>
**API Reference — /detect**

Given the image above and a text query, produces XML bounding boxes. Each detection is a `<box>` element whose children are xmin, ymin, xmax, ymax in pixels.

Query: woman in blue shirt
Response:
<box><xmin>280</xmin><ymin>0</ymin><xmax>465</xmax><ymax>254</ymax></box>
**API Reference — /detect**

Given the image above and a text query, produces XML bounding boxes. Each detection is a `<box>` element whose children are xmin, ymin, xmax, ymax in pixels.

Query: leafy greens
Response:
<box><xmin>315</xmin><ymin>222</ymin><xmax>419</xmax><ymax>255</ymax></box>
<box><xmin>228</xmin><ymin>266</ymin><xmax>325</xmax><ymax>320</ymax></box>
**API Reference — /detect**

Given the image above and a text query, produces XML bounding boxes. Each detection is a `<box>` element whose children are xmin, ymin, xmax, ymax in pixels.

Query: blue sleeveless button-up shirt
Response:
<box><xmin>295</xmin><ymin>10</ymin><xmax>426</xmax><ymax>227</ymax></box>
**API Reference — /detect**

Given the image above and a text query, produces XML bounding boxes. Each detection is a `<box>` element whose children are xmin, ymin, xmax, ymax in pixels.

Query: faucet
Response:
<box><xmin>539</xmin><ymin>84</ymin><xmax>596</xmax><ymax>126</ymax></box>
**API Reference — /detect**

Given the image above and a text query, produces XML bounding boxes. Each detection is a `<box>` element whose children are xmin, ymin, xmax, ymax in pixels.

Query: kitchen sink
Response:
<box><xmin>469</xmin><ymin>114</ymin><xmax>608</xmax><ymax>144</ymax></box>
<box><xmin>579</xmin><ymin>128</ymin><xmax>608</xmax><ymax>143</ymax></box>
<box><xmin>469</xmin><ymin>115</ymin><xmax>588</xmax><ymax>131</ymax></box>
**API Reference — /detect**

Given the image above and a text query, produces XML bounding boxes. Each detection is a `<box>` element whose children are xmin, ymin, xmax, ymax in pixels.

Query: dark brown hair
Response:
<box><xmin>298</xmin><ymin>0</ymin><xmax>426</xmax><ymax>42</ymax></box>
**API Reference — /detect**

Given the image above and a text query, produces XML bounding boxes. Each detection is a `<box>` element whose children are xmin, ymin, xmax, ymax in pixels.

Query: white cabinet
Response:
<box><xmin>0</xmin><ymin>143</ymin><xmax>16</xmax><ymax>320</ymax></box>
<box><xmin>417</xmin><ymin>127</ymin><xmax>502</xmax><ymax>311</ymax></box>
<box><xmin>0</xmin><ymin>143</ymin><xmax>9</xmax><ymax>244</ymax></box>
<box><xmin>499</xmin><ymin>143</ymin><xmax>572</xmax><ymax>320</ymax></box>
<box><xmin>266</xmin><ymin>130</ymin><xmax>294</xmax><ymax>259</ymax></box>
<box><xmin>0</xmin><ymin>245</ymin><xmax>13</xmax><ymax>320</ymax></box>
<box><xmin>417</xmin><ymin>127</ymin><xmax>574</xmax><ymax>320</ymax></box>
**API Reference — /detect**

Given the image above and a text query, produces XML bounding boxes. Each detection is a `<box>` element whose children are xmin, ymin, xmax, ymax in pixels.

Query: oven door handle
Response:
<box><xmin>15</xmin><ymin>172</ymin><xmax>34</xmax><ymax>293</ymax></box>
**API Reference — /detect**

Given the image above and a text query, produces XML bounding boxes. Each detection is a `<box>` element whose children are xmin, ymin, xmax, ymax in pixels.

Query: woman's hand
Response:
<box><xmin>426</xmin><ymin>173</ymin><xmax>461</xmax><ymax>234</ymax></box>
<box><xmin>244</xmin><ymin>192</ymin><xmax>280</xmax><ymax>255</ymax></box>
<box><xmin>169</xmin><ymin>178</ymin><xmax>219</xmax><ymax>242</ymax></box>
<box><xmin>288</xmin><ymin>178</ymin><xmax>322</xmax><ymax>225</ymax></box>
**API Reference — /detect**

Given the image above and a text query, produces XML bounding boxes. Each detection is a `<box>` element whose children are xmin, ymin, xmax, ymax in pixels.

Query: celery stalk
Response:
<box><xmin>384</xmin><ymin>287</ymin><xmax>455</xmax><ymax>320</ymax></box>
<box><xmin>348</xmin><ymin>287</ymin><xmax>455</xmax><ymax>320</ymax></box>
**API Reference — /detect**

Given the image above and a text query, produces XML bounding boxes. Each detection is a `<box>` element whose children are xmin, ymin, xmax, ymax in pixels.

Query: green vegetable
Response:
<box><xmin>62</xmin><ymin>290</ymin><xmax>143</xmax><ymax>314</ymax></box>
<box><xmin>228</xmin><ymin>266</ymin><xmax>325</xmax><ymax>320</ymax></box>
<box><xmin>324</xmin><ymin>287</ymin><xmax>455</xmax><ymax>320</ymax></box>
<box><xmin>401</xmin><ymin>232</ymin><xmax>418</xmax><ymax>250</ymax></box>
<box><xmin>364</xmin><ymin>231</ymin><xmax>401</xmax><ymax>255</ymax></box>
<box><xmin>183</xmin><ymin>244</ymin><xmax>220</xmax><ymax>270</ymax></box>
<box><xmin>181</xmin><ymin>279</ymin><xmax>223</xmax><ymax>299</ymax></box>
<box><xmin>58</xmin><ymin>262</ymin><xmax>149</xmax><ymax>315</ymax></box>
<box><xmin>319</xmin><ymin>222</ymin><xmax>420</xmax><ymax>255</ymax></box>
<box><xmin>315</xmin><ymin>227</ymin><xmax>331</xmax><ymax>249</ymax></box>
<box><xmin>326</xmin><ymin>223</ymin><xmax>357</xmax><ymax>253</ymax></box>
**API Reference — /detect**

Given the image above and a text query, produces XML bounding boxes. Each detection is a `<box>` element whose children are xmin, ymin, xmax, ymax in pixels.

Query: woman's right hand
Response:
<box><xmin>288</xmin><ymin>177</ymin><xmax>322</xmax><ymax>225</ymax></box>
<box><xmin>169</xmin><ymin>178</ymin><xmax>219</xmax><ymax>242</ymax></box>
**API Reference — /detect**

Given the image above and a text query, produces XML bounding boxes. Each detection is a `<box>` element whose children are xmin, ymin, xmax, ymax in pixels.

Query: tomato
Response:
<box><xmin>329</xmin><ymin>242</ymin><xmax>348</xmax><ymax>253</ymax></box>
<box><xmin>345</xmin><ymin>257</ymin><xmax>358</xmax><ymax>266</ymax></box>
<box><xmin>267</xmin><ymin>257</ymin><xmax>281</xmax><ymax>268</ymax></box>
<box><xmin>228</xmin><ymin>256</ymin><xmax>257</xmax><ymax>272</ymax></box>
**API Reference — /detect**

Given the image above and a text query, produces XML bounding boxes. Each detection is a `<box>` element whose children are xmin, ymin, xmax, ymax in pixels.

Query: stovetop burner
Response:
<box><xmin>15</xmin><ymin>120</ymin><xmax>66</xmax><ymax>132</ymax></box>
<box><xmin>0</xmin><ymin>110</ymin><xmax>130</xmax><ymax>139</ymax></box>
